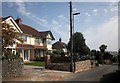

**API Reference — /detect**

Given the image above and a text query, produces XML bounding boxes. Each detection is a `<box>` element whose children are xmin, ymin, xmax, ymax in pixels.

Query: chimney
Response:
<box><xmin>59</xmin><ymin>38</ymin><xmax>61</xmax><ymax>42</ymax></box>
<box><xmin>15</xmin><ymin>17</ymin><xmax>22</xmax><ymax>24</ymax></box>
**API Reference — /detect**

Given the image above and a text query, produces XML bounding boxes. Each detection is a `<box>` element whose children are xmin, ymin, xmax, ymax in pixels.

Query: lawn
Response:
<box><xmin>24</xmin><ymin>61</ymin><xmax>45</xmax><ymax>66</ymax></box>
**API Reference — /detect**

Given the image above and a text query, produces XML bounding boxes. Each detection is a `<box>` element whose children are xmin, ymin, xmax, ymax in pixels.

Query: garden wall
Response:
<box><xmin>2</xmin><ymin>59</ymin><xmax>23</xmax><ymax>80</ymax></box>
<box><xmin>45</xmin><ymin>59</ymin><xmax>92</xmax><ymax>72</ymax></box>
<box><xmin>75</xmin><ymin>60</ymin><xmax>91</xmax><ymax>72</ymax></box>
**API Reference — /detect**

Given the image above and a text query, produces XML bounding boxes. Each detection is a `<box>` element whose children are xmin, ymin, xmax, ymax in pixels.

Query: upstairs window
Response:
<box><xmin>35</xmin><ymin>38</ymin><xmax>42</xmax><ymax>45</ymax></box>
<box><xmin>35</xmin><ymin>38</ymin><xmax>39</xmax><ymax>45</ymax></box>
<box><xmin>47</xmin><ymin>39</ymin><xmax>51</xmax><ymax>44</ymax></box>
<box><xmin>22</xmin><ymin>35</ymin><xmax>27</xmax><ymax>42</ymax></box>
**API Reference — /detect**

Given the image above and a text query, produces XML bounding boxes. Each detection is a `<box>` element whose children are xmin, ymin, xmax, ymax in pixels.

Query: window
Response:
<box><xmin>22</xmin><ymin>35</ymin><xmax>27</xmax><ymax>42</ymax></box>
<box><xmin>35</xmin><ymin>38</ymin><xmax>42</xmax><ymax>45</ymax></box>
<box><xmin>47</xmin><ymin>39</ymin><xmax>51</xmax><ymax>44</ymax></box>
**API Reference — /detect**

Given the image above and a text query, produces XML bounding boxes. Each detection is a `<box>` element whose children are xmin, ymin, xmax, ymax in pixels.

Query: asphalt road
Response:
<box><xmin>64</xmin><ymin>64</ymin><xmax>119</xmax><ymax>81</ymax></box>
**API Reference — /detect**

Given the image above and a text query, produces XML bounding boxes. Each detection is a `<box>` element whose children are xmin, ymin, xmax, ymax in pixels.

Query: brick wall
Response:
<box><xmin>2</xmin><ymin>59</ymin><xmax>23</xmax><ymax>80</ymax></box>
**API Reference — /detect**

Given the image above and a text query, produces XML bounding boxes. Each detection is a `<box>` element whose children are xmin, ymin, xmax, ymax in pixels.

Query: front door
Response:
<box><xmin>24</xmin><ymin>50</ymin><xmax>28</xmax><ymax>60</ymax></box>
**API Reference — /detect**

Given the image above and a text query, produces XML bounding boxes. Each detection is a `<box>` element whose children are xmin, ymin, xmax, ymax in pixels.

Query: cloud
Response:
<box><xmin>15</xmin><ymin>1</ymin><xmax>70</xmax><ymax>43</ymax></box>
<box><xmin>108</xmin><ymin>2</ymin><xmax>118</xmax><ymax>12</ymax></box>
<box><xmin>85</xmin><ymin>13</ymin><xmax>91</xmax><ymax>17</ymax></box>
<box><xmin>110</xmin><ymin>6</ymin><xmax>118</xmax><ymax>12</ymax></box>
<box><xmin>15</xmin><ymin>1</ymin><xmax>51</xmax><ymax>30</ymax></box>
<box><xmin>93</xmin><ymin>9</ymin><xmax>98</xmax><ymax>13</ymax></box>
<box><xmin>83</xmin><ymin>16</ymin><xmax>118</xmax><ymax>51</ymax></box>
<box><xmin>93</xmin><ymin>9</ymin><xmax>98</xmax><ymax>16</ymax></box>
<box><xmin>73</xmin><ymin>8</ymin><xmax>77</xmax><ymax>11</ymax></box>
<box><xmin>52</xmin><ymin>20</ymin><xmax>69</xmax><ymax>43</ymax></box>
<box><xmin>103</xmin><ymin>9</ymin><xmax>108</xmax><ymax>13</ymax></box>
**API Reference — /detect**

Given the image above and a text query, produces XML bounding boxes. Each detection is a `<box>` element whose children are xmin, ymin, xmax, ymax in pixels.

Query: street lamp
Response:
<box><xmin>73</xmin><ymin>13</ymin><xmax>80</xmax><ymax>33</ymax></box>
<box><xmin>72</xmin><ymin>12</ymin><xmax>80</xmax><ymax>72</ymax></box>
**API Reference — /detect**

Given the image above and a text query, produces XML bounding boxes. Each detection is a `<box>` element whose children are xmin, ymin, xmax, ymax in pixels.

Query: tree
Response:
<box><xmin>99</xmin><ymin>44</ymin><xmax>107</xmax><ymax>53</ymax></box>
<box><xmin>104</xmin><ymin>52</ymin><xmax>113</xmax><ymax>60</ymax></box>
<box><xmin>2</xmin><ymin>22</ymin><xmax>23</xmax><ymax>58</ymax></box>
<box><xmin>91</xmin><ymin>50</ymin><xmax>96</xmax><ymax>60</ymax></box>
<box><xmin>99</xmin><ymin>44</ymin><xmax>107</xmax><ymax>64</ymax></box>
<box><xmin>67</xmin><ymin>32</ymin><xmax>90</xmax><ymax>56</ymax></box>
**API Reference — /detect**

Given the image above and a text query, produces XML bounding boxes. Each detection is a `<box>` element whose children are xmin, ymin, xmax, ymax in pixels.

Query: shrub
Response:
<box><xmin>2</xmin><ymin>50</ymin><xmax>21</xmax><ymax>61</ymax></box>
<box><xmin>95</xmin><ymin>62</ymin><xmax>99</xmax><ymax>66</ymax></box>
<box><xmin>51</xmin><ymin>56</ymin><xmax>70</xmax><ymax>63</ymax></box>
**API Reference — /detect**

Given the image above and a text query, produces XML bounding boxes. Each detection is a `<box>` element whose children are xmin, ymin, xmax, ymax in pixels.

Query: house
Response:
<box><xmin>52</xmin><ymin>38</ymin><xmax>67</xmax><ymax>56</ymax></box>
<box><xmin>2</xmin><ymin>16</ymin><xmax>55</xmax><ymax>61</ymax></box>
<box><xmin>39</xmin><ymin>31</ymin><xmax>55</xmax><ymax>52</ymax></box>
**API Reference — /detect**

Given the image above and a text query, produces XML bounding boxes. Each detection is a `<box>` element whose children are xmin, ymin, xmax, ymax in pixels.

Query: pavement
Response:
<box><xmin>3</xmin><ymin>65</ymin><xmax>73</xmax><ymax>81</ymax></box>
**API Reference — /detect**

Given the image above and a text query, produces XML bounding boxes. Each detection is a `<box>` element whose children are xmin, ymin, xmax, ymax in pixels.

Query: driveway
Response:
<box><xmin>3</xmin><ymin>65</ymin><xmax>72</xmax><ymax>81</ymax></box>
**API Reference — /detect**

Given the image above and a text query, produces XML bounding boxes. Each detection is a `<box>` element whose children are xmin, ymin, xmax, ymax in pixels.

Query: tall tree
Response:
<box><xmin>67</xmin><ymin>32</ymin><xmax>90</xmax><ymax>55</ymax></box>
<box><xmin>99</xmin><ymin>44</ymin><xmax>107</xmax><ymax>64</ymax></box>
<box><xmin>2</xmin><ymin>22</ymin><xmax>23</xmax><ymax>57</ymax></box>
<box><xmin>99</xmin><ymin>44</ymin><xmax>107</xmax><ymax>53</ymax></box>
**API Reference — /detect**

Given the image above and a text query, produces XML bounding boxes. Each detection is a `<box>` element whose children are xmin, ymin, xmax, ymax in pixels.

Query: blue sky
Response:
<box><xmin>2</xmin><ymin>0</ymin><xmax>118</xmax><ymax>51</ymax></box>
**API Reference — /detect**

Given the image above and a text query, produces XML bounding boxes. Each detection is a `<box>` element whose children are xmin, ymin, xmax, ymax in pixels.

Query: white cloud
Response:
<box><xmin>110</xmin><ymin>6</ymin><xmax>118</xmax><ymax>12</ymax></box>
<box><xmin>88</xmin><ymin>14</ymin><xmax>91</xmax><ymax>17</ymax></box>
<box><xmin>15</xmin><ymin>1</ymin><xmax>69</xmax><ymax>43</ymax></box>
<box><xmin>85</xmin><ymin>13</ymin><xmax>91</xmax><ymax>17</ymax></box>
<box><xmin>93</xmin><ymin>9</ymin><xmax>98</xmax><ymax>13</ymax></box>
<box><xmin>15</xmin><ymin>1</ymin><xmax>51</xmax><ymax>30</ymax></box>
<box><xmin>103</xmin><ymin>9</ymin><xmax>108</xmax><ymax>13</ymax></box>
<box><xmin>52</xmin><ymin>20</ymin><xmax>69</xmax><ymax>43</ymax></box>
<box><xmin>83</xmin><ymin>16</ymin><xmax>118</xmax><ymax>51</ymax></box>
<box><xmin>93</xmin><ymin>9</ymin><xmax>98</xmax><ymax>16</ymax></box>
<box><xmin>108</xmin><ymin>2</ymin><xmax>118</xmax><ymax>12</ymax></box>
<box><xmin>73</xmin><ymin>8</ymin><xmax>77</xmax><ymax>11</ymax></box>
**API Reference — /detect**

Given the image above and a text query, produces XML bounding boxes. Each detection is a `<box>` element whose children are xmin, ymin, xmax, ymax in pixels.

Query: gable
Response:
<box><xmin>2</xmin><ymin>16</ymin><xmax>22</xmax><ymax>33</ymax></box>
<box><xmin>39</xmin><ymin>31</ymin><xmax>55</xmax><ymax>40</ymax></box>
<box><xmin>47</xmin><ymin>33</ymin><xmax>52</xmax><ymax>39</ymax></box>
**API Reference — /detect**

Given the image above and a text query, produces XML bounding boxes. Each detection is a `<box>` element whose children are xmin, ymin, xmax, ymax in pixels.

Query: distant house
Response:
<box><xmin>2</xmin><ymin>16</ymin><xmax>55</xmax><ymax>61</ymax></box>
<box><xmin>52</xmin><ymin>38</ymin><xmax>67</xmax><ymax>53</ymax></box>
<box><xmin>39</xmin><ymin>31</ymin><xmax>55</xmax><ymax>52</ymax></box>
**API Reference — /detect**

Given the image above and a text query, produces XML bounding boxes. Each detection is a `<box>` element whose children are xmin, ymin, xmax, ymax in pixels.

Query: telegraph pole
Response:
<box><xmin>70</xmin><ymin>1</ymin><xmax>74</xmax><ymax>72</ymax></box>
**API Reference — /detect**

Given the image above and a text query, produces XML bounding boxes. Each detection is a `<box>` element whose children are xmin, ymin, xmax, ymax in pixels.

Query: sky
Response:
<box><xmin>2</xmin><ymin>0</ymin><xmax>119</xmax><ymax>51</ymax></box>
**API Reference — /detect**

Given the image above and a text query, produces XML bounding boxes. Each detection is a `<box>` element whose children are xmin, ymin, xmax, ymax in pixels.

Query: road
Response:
<box><xmin>64</xmin><ymin>64</ymin><xmax>119</xmax><ymax>81</ymax></box>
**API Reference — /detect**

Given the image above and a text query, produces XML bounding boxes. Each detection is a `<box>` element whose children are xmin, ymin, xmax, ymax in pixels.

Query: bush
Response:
<box><xmin>95</xmin><ymin>62</ymin><xmax>99</xmax><ymax>66</ymax></box>
<box><xmin>2</xmin><ymin>50</ymin><xmax>21</xmax><ymax>61</ymax></box>
<box><xmin>34</xmin><ymin>56</ymin><xmax>45</xmax><ymax>61</ymax></box>
<box><xmin>51</xmin><ymin>56</ymin><xmax>70</xmax><ymax>63</ymax></box>
<box><xmin>111</xmin><ymin>57</ymin><xmax>117</xmax><ymax>63</ymax></box>
<box><xmin>97</xmin><ymin>60</ymin><xmax>102</xmax><ymax>64</ymax></box>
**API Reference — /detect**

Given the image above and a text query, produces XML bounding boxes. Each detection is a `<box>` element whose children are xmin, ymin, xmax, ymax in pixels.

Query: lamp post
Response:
<box><xmin>72</xmin><ymin>13</ymin><xmax>80</xmax><ymax>72</ymax></box>
<box><xmin>73</xmin><ymin>13</ymin><xmax>80</xmax><ymax>33</ymax></box>
<box><xmin>70</xmin><ymin>1</ymin><xmax>80</xmax><ymax>72</ymax></box>
<box><xmin>69</xmin><ymin>1</ymin><xmax>74</xmax><ymax>72</ymax></box>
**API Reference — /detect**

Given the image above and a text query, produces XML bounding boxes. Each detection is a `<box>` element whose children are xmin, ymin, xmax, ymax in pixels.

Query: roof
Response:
<box><xmin>17</xmin><ymin>44</ymin><xmax>47</xmax><ymax>49</ymax></box>
<box><xmin>52</xmin><ymin>41</ymin><xmax>67</xmax><ymax>50</ymax></box>
<box><xmin>39</xmin><ymin>31</ymin><xmax>55</xmax><ymax>40</ymax></box>
<box><xmin>2</xmin><ymin>16</ymin><xmax>55</xmax><ymax>39</ymax></box>
<box><xmin>2</xmin><ymin>16</ymin><xmax>11</xmax><ymax>21</ymax></box>
<box><xmin>17</xmin><ymin>23</ymin><xmax>40</xmax><ymax>37</ymax></box>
